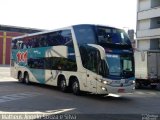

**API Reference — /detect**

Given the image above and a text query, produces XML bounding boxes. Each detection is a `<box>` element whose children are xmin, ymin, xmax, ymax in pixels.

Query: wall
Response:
<box><xmin>0</xmin><ymin>32</ymin><xmax>3</xmax><ymax>64</ymax></box>
<box><xmin>137</xmin><ymin>19</ymin><xmax>150</xmax><ymax>30</ymax></box>
<box><xmin>0</xmin><ymin>32</ymin><xmax>24</xmax><ymax>65</ymax></box>
<box><xmin>137</xmin><ymin>0</ymin><xmax>160</xmax><ymax>50</ymax></box>
<box><xmin>137</xmin><ymin>39</ymin><xmax>150</xmax><ymax>50</ymax></box>
<box><xmin>138</xmin><ymin>0</ymin><xmax>151</xmax><ymax>11</ymax></box>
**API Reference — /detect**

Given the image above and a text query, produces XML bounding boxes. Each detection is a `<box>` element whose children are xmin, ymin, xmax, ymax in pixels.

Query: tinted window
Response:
<box><xmin>97</xmin><ymin>26</ymin><xmax>131</xmax><ymax>45</ymax></box>
<box><xmin>79</xmin><ymin>46</ymin><xmax>88</xmax><ymax>68</ymax></box>
<box><xmin>28</xmin><ymin>57</ymin><xmax>77</xmax><ymax>71</ymax></box>
<box><xmin>12</xmin><ymin>30</ymin><xmax>73</xmax><ymax>49</ymax></box>
<box><xmin>106</xmin><ymin>54</ymin><xmax>134</xmax><ymax>78</ymax></box>
<box><xmin>79</xmin><ymin>45</ymin><xmax>100</xmax><ymax>73</ymax></box>
<box><xmin>48</xmin><ymin>30</ymin><xmax>72</xmax><ymax>46</ymax></box>
<box><xmin>106</xmin><ymin>54</ymin><xmax>121</xmax><ymax>76</ymax></box>
<box><xmin>73</xmin><ymin>25</ymin><xmax>97</xmax><ymax>45</ymax></box>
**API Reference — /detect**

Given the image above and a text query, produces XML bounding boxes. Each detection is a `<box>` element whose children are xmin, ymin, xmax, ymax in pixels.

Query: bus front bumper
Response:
<box><xmin>97</xmin><ymin>84</ymin><xmax>135</xmax><ymax>94</ymax></box>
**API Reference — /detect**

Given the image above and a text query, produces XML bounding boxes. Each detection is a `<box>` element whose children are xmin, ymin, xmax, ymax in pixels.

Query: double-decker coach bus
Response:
<box><xmin>11</xmin><ymin>24</ymin><xmax>135</xmax><ymax>95</ymax></box>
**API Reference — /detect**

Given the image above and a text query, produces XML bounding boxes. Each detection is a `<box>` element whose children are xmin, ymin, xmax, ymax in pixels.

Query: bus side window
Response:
<box><xmin>61</xmin><ymin>30</ymin><xmax>72</xmax><ymax>45</ymax></box>
<box><xmin>79</xmin><ymin>46</ymin><xmax>88</xmax><ymax>68</ymax></box>
<box><xmin>16</xmin><ymin>40</ymin><xmax>22</xmax><ymax>49</ymax></box>
<box><xmin>80</xmin><ymin>45</ymin><xmax>101</xmax><ymax>74</ymax></box>
<box><xmin>48</xmin><ymin>32</ymin><xmax>60</xmax><ymax>46</ymax></box>
<box><xmin>12</xmin><ymin>40</ymin><xmax>17</xmax><ymax>49</ymax></box>
<box><xmin>87</xmin><ymin>50</ymin><xmax>100</xmax><ymax>73</ymax></box>
<box><xmin>48</xmin><ymin>30</ymin><xmax>73</xmax><ymax>46</ymax></box>
<box><xmin>99</xmin><ymin>60</ymin><xmax>109</xmax><ymax>77</ymax></box>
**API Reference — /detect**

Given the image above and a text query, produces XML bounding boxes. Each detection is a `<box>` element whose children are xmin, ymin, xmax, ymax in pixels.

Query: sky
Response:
<box><xmin>0</xmin><ymin>0</ymin><xmax>137</xmax><ymax>31</ymax></box>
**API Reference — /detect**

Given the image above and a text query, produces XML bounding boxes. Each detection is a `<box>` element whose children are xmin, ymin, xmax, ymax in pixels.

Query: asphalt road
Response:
<box><xmin>0</xmin><ymin>66</ymin><xmax>160</xmax><ymax>120</ymax></box>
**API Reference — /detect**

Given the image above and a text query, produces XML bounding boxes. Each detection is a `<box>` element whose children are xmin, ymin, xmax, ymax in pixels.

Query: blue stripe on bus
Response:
<box><xmin>29</xmin><ymin>68</ymin><xmax>45</xmax><ymax>84</ymax></box>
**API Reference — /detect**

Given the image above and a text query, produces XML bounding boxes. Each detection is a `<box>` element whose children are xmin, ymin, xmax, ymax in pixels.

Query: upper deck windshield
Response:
<box><xmin>97</xmin><ymin>26</ymin><xmax>131</xmax><ymax>45</ymax></box>
<box><xmin>106</xmin><ymin>54</ymin><xmax>134</xmax><ymax>78</ymax></box>
<box><xmin>73</xmin><ymin>25</ymin><xmax>131</xmax><ymax>46</ymax></box>
<box><xmin>73</xmin><ymin>25</ymin><xmax>97</xmax><ymax>45</ymax></box>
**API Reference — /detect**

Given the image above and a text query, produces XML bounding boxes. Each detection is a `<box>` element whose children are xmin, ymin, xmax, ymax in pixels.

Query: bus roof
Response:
<box><xmin>12</xmin><ymin>24</ymin><xmax>123</xmax><ymax>40</ymax></box>
<box><xmin>12</xmin><ymin>26</ymin><xmax>72</xmax><ymax>40</ymax></box>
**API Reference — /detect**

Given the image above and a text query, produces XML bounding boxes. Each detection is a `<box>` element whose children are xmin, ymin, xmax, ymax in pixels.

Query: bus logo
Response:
<box><xmin>16</xmin><ymin>51</ymin><xmax>28</xmax><ymax>63</ymax></box>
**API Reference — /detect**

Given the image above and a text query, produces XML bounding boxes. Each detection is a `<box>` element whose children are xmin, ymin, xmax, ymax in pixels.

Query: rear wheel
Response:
<box><xmin>60</xmin><ymin>78</ymin><xmax>68</xmax><ymax>92</ymax></box>
<box><xmin>24</xmin><ymin>73</ymin><xmax>30</xmax><ymax>85</ymax></box>
<box><xmin>151</xmin><ymin>85</ymin><xmax>157</xmax><ymax>89</ymax></box>
<box><xmin>72</xmin><ymin>80</ymin><xmax>80</xmax><ymax>95</ymax></box>
<box><xmin>135</xmin><ymin>82</ymin><xmax>142</xmax><ymax>89</ymax></box>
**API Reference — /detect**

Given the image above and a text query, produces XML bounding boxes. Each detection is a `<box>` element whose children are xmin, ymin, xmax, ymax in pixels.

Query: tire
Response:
<box><xmin>60</xmin><ymin>78</ymin><xmax>67</xmax><ymax>92</ymax></box>
<box><xmin>24</xmin><ymin>73</ymin><xmax>30</xmax><ymax>85</ymax></box>
<box><xmin>72</xmin><ymin>80</ymin><xmax>80</xmax><ymax>95</ymax></box>
<box><xmin>151</xmin><ymin>85</ymin><xmax>157</xmax><ymax>89</ymax></box>
<box><xmin>135</xmin><ymin>82</ymin><xmax>142</xmax><ymax>89</ymax></box>
<box><xmin>18</xmin><ymin>72</ymin><xmax>23</xmax><ymax>83</ymax></box>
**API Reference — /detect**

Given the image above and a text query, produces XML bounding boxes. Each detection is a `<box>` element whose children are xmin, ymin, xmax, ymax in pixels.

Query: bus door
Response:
<box><xmin>80</xmin><ymin>45</ymin><xmax>101</xmax><ymax>93</ymax></box>
<box><xmin>86</xmin><ymin>69</ymin><xmax>98</xmax><ymax>93</ymax></box>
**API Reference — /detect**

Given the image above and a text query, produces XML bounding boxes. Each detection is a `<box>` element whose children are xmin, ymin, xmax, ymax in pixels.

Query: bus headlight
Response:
<box><xmin>98</xmin><ymin>79</ymin><xmax>112</xmax><ymax>85</ymax></box>
<box><xmin>103</xmin><ymin>81</ymin><xmax>108</xmax><ymax>84</ymax></box>
<box><xmin>101</xmin><ymin>87</ymin><xmax>106</xmax><ymax>91</ymax></box>
<box><xmin>129</xmin><ymin>80</ymin><xmax>135</xmax><ymax>84</ymax></box>
<box><xmin>103</xmin><ymin>80</ymin><xmax>112</xmax><ymax>85</ymax></box>
<box><xmin>132</xmin><ymin>81</ymin><xmax>135</xmax><ymax>84</ymax></box>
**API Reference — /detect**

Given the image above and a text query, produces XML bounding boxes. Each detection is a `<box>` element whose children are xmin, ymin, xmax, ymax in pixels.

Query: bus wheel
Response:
<box><xmin>135</xmin><ymin>82</ymin><xmax>142</xmax><ymax>89</ymax></box>
<box><xmin>24</xmin><ymin>73</ymin><xmax>30</xmax><ymax>85</ymax></box>
<box><xmin>60</xmin><ymin>78</ymin><xmax>67</xmax><ymax>92</ymax></box>
<box><xmin>151</xmin><ymin>85</ymin><xmax>157</xmax><ymax>89</ymax></box>
<box><xmin>72</xmin><ymin>80</ymin><xmax>80</xmax><ymax>95</ymax></box>
<box><xmin>18</xmin><ymin>72</ymin><xmax>23</xmax><ymax>83</ymax></box>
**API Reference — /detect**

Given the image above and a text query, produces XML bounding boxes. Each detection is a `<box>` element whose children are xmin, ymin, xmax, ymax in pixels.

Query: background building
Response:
<box><xmin>0</xmin><ymin>25</ymin><xmax>43</xmax><ymax>65</ymax></box>
<box><xmin>136</xmin><ymin>0</ymin><xmax>160</xmax><ymax>50</ymax></box>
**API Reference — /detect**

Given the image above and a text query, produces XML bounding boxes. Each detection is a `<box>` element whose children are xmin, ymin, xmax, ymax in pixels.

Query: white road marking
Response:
<box><xmin>0</xmin><ymin>108</ymin><xmax>75</xmax><ymax>114</ymax></box>
<box><xmin>108</xmin><ymin>94</ymin><xmax>121</xmax><ymax>97</ymax></box>
<box><xmin>0</xmin><ymin>92</ymin><xmax>41</xmax><ymax>103</ymax></box>
<box><xmin>0</xmin><ymin>108</ymin><xmax>76</xmax><ymax>119</ymax></box>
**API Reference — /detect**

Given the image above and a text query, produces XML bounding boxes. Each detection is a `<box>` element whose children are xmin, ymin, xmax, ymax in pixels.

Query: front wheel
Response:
<box><xmin>72</xmin><ymin>80</ymin><xmax>80</xmax><ymax>95</ymax></box>
<box><xmin>151</xmin><ymin>85</ymin><xmax>157</xmax><ymax>89</ymax></box>
<box><xmin>60</xmin><ymin>79</ymin><xmax>68</xmax><ymax>92</ymax></box>
<box><xmin>135</xmin><ymin>82</ymin><xmax>142</xmax><ymax>89</ymax></box>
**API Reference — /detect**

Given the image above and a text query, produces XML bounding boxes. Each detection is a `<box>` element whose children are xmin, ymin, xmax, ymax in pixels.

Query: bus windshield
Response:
<box><xmin>97</xmin><ymin>26</ymin><xmax>131</xmax><ymax>45</ymax></box>
<box><xmin>73</xmin><ymin>25</ymin><xmax>97</xmax><ymax>45</ymax></box>
<box><xmin>106</xmin><ymin>54</ymin><xmax>134</xmax><ymax>78</ymax></box>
